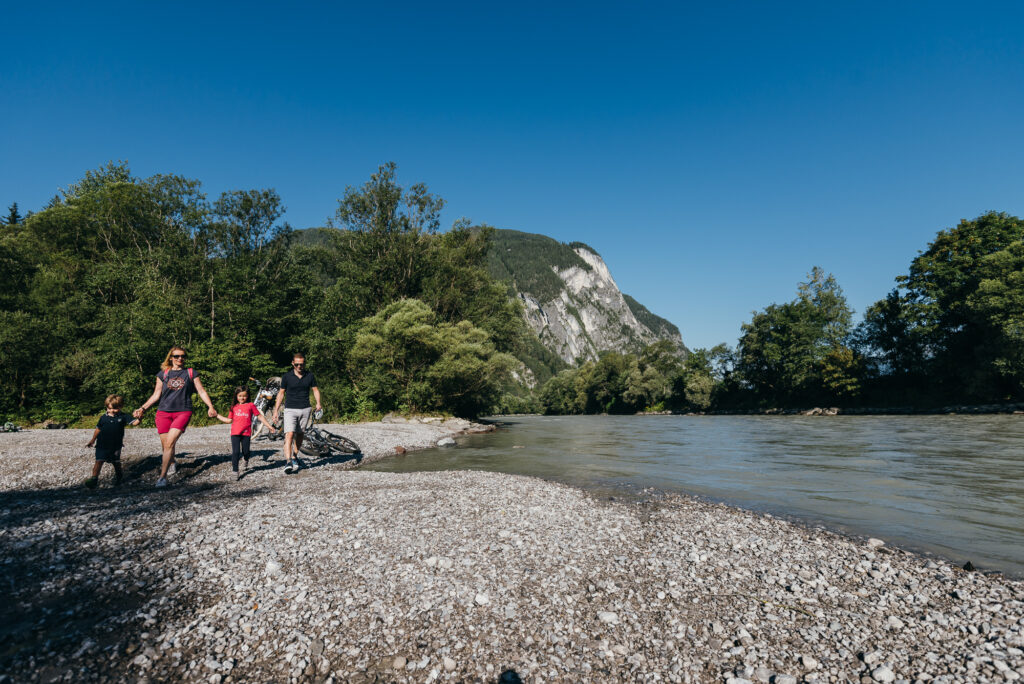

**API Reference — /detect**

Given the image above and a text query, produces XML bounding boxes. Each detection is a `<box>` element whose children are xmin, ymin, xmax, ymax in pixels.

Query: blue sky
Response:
<box><xmin>3</xmin><ymin>2</ymin><xmax>1022</xmax><ymax>349</ymax></box>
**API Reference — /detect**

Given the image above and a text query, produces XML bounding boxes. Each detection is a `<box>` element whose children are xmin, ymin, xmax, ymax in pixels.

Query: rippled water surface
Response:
<box><xmin>367</xmin><ymin>415</ymin><xmax>1024</xmax><ymax>576</ymax></box>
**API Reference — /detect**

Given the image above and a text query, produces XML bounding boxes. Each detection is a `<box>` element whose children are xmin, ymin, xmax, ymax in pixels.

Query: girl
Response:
<box><xmin>134</xmin><ymin>346</ymin><xmax>218</xmax><ymax>488</ymax></box>
<box><xmin>216</xmin><ymin>385</ymin><xmax>276</xmax><ymax>480</ymax></box>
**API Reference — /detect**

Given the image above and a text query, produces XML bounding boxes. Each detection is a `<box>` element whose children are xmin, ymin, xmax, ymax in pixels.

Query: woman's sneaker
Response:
<box><xmin>155</xmin><ymin>477</ymin><xmax>168</xmax><ymax>488</ymax></box>
<box><xmin>284</xmin><ymin>461</ymin><xmax>295</xmax><ymax>474</ymax></box>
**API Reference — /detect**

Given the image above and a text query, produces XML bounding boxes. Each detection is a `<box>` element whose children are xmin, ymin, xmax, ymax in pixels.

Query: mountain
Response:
<box><xmin>486</xmin><ymin>229</ymin><xmax>687</xmax><ymax>367</ymax></box>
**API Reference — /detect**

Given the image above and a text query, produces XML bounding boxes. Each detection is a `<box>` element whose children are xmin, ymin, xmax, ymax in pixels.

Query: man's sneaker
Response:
<box><xmin>284</xmin><ymin>461</ymin><xmax>295</xmax><ymax>474</ymax></box>
<box><xmin>168</xmin><ymin>461</ymin><xmax>177</xmax><ymax>476</ymax></box>
<box><xmin>292</xmin><ymin>456</ymin><xmax>304</xmax><ymax>469</ymax></box>
<box><xmin>83</xmin><ymin>477</ymin><xmax>98</xmax><ymax>489</ymax></box>
<box><xmin>155</xmin><ymin>477</ymin><xmax>168</xmax><ymax>488</ymax></box>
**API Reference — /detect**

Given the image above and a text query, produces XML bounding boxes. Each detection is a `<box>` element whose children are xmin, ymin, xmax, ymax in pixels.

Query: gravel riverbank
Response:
<box><xmin>1</xmin><ymin>425</ymin><xmax>1022</xmax><ymax>683</ymax></box>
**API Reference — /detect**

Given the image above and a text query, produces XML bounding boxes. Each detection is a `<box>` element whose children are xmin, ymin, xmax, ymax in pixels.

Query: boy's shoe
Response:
<box><xmin>83</xmin><ymin>477</ymin><xmax>98</xmax><ymax>489</ymax></box>
<box><xmin>155</xmin><ymin>477</ymin><xmax>168</xmax><ymax>488</ymax></box>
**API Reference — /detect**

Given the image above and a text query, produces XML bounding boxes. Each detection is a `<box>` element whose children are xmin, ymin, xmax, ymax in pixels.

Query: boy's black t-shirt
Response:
<box><xmin>281</xmin><ymin>370</ymin><xmax>318</xmax><ymax>409</ymax></box>
<box><xmin>96</xmin><ymin>412</ymin><xmax>131</xmax><ymax>450</ymax></box>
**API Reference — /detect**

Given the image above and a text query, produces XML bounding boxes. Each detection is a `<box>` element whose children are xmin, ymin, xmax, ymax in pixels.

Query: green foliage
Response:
<box><xmin>623</xmin><ymin>293</ymin><xmax>684</xmax><ymax>345</ymax></box>
<box><xmin>0</xmin><ymin>162</ymin><xmax>529</xmax><ymax>423</ymax></box>
<box><xmin>735</xmin><ymin>267</ymin><xmax>856</xmax><ymax>405</ymax></box>
<box><xmin>348</xmin><ymin>299</ymin><xmax>515</xmax><ymax>416</ymax></box>
<box><xmin>5</xmin><ymin>202</ymin><xmax>21</xmax><ymax>225</ymax></box>
<box><xmin>856</xmin><ymin>211</ymin><xmax>1024</xmax><ymax>403</ymax></box>
<box><xmin>486</xmin><ymin>229</ymin><xmax>593</xmax><ymax>303</ymax></box>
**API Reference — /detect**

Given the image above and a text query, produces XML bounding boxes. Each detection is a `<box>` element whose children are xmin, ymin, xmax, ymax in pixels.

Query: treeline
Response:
<box><xmin>537</xmin><ymin>212</ymin><xmax>1024</xmax><ymax>413</ymax></box>
<box><xmin>0</xmin><ymin>162</ymin><xmax>525</xmax><ymax>423</ymax></box>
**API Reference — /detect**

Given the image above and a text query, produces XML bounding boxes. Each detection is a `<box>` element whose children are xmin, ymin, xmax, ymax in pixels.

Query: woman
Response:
<box><xmin>134</xmin><ymin>346</ymin><xmax>217</xmax><ymax>488</ymax></box>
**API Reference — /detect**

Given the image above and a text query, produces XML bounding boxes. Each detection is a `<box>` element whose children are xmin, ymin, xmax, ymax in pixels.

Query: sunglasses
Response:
<box><xmin>293</xmin><ymin>361</ymin><xmax>304</xmax><ymax>366</ymax></box>
<box><xmin>171</xmin><ymin>354</ymin><xmax>187</xmax><ymax>359</ymax></box>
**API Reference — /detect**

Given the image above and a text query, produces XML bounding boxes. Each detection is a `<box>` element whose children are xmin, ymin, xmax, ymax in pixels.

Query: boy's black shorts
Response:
<box><xmin>95</xmin><ymin>448</ymin><xmax>121</xmax><ymax>463</ymax></box>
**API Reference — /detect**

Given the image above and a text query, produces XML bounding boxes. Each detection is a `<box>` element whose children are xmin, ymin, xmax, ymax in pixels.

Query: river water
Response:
<box><xmin>366</xmin><ymin>415</ymin><xmax>1024</xmax><ymax>577</ymax></box>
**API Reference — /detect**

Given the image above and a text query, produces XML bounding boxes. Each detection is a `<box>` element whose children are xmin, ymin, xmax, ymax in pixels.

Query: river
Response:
<box><xmin>366</xmin><ymin>414</ymin><xmax>1024</xmax><ymax>577</ymax></box>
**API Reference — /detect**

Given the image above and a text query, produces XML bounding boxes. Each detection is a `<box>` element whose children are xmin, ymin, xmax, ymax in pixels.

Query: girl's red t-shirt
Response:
<box><xmin>230</xmin><ymin>402</ymin><xmax>259</xmax><ymax>436</ymax></box>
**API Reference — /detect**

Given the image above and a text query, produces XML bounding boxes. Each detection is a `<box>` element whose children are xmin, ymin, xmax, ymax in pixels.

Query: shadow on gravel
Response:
<box><xmin>498</xmin><ymin>669</ymin><xmax>524</xmax><ymax>683</ymax></box>
<box><xmin>0</xmin><ymin>479</ymin><xmax>271</xmax><ymax>677</ymax></box>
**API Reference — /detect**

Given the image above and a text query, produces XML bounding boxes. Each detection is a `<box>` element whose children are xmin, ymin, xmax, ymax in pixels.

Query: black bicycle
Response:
<box><xmin>296</xmin><ymin>410</ymin><xmax>361</xmax><ymax>457</ymax></box>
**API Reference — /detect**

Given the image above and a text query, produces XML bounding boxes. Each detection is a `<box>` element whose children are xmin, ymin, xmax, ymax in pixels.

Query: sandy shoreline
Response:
<box><xmin>1</xmin><ymin>425</ymin><xmax>1022</xmax><ymax>683</ymax></box>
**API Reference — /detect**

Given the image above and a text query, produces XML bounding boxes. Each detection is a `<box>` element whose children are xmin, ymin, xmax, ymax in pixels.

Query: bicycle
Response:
<box><xmin>248</xmin><ymin>376</ymin><xmax>282</xmax><ymax>441</ymax></box>
<box><xmin>296</xmin><ymin>409</ymin><xmax>361</xmax><ymax>458</ymax></box>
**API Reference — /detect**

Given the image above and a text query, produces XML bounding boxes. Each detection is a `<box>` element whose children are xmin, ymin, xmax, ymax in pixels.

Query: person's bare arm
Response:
<box><xmin>134</xmin><ymin>378</ymin><xmax>163</xmax><ymax>418</ymax></box>
<box><xmin>192</xmin><ymin>377</ymin><xmax>217</xmax><ymax>417</ymax></box>
<box><xmin>213</xmin><ymin>412</ymin><xmax>232</xmax><ymax>425</ymax></box>
<box><xmin>273</xmin><ymin>388</ymin><xmax>285</xmax><ymax>422</ymax></box>
<box><xmin>86</xmin><ymin>428</ymin><xmax>100</xmax><ymax>447</ymax></box>
<box><xmin>255</xmin><ymin>407</ymin><xmax>276</xmax><ymax>431</ymax></box>
<box><xmin>312</xmin><ymin>386</ymin><xmax>322</xmax><ymax>412</ymax></box>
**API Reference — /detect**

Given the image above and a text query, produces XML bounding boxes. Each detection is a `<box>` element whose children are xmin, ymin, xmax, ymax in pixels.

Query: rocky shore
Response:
<box><xmin>1</xmin><ymin>425</ymin><xmax>1022</xmax><ymax>683</ymax></box>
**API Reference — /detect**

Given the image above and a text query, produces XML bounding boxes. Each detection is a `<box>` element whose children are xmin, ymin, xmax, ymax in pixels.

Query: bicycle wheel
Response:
<box><xmin>319</xmin><ymin>429</ymin><xmax>361</xmax><ymax>454</ymax></box>
<box><xmin>298</xmin><ymin>442</ymin><xmax>325</xmax><ymax>457</ymax></box>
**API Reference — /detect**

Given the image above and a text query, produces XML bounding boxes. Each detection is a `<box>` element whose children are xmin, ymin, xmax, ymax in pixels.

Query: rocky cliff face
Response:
<box><xmin>487</xmin><ymin>230</ymin><xmax>686</xmax><ymax>365</ymax></box>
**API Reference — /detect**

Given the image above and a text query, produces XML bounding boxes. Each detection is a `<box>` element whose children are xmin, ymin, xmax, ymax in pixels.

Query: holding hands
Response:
<box><xmin>207</xmin><ymin>406</ymin><xmax>218</xmax><ymax>419</ymax></box>
<box><xmin>133</xmin><ymin>407</ymin><xmax>144</xmax><ymax>419</ymax></box>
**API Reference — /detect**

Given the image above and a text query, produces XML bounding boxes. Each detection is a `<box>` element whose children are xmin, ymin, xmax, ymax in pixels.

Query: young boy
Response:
<box><xmin>84</xmin><ymin>394</ymin><xmax>139</xmax><ymax>488</ymax></box>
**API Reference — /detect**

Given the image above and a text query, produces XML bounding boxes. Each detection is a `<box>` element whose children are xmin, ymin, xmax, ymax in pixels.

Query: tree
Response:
<box><xmin>736</xmin><ymin>268</ymin><xmax>856</xmax><ymax>405</ymax></box>
<box><xmin>857</xmin><ymin>211</ymin><xmax>1024</xmax><ymax>402</ymax></box>
<box><xmin>5</xmin><ymin>202</ymin><xmax>21</xmax><ymax>225</ymax></box>
<box><xmin>347</xmin><ymin>299</ymin><xmax>514</xmax><ymax>416</ymax></box>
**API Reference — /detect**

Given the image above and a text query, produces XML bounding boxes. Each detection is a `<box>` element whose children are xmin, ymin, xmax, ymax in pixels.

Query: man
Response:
<box><xmin>272</xmin><ymin>353</ymin><xmax>323</xmax><ymax>474</ymax></box>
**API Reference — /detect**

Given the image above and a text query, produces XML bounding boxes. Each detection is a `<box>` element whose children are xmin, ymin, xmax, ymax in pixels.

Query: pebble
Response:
<box><xmin>873</xmin><ymin>665</ymin><xmax>897</xmax><ymax>682</ymax></box>
<box><xmin>0</xmin><ymin>423</ymin><xmax>1022</xmax><ymax>682</ymax></box>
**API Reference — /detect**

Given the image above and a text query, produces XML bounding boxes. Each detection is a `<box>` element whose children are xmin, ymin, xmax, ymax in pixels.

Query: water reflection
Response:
<box><xmin>366</xmin><ymin>415</ymin><xmax>1024</xmax><ymax>576</ymax></box>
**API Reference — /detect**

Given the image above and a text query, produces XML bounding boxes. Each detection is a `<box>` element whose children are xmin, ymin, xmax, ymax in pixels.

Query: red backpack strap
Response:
<box><xmin>188</xmin><ymin>367</ymin><xmax>194</xmax><ymax>380</ymax></box>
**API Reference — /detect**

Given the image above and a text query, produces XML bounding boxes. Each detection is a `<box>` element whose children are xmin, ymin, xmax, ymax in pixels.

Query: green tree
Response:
<box><xmin>5</xmin><ymin>202</ymin><xmax>21</xmax><ymax>225</ymax></box>
<box><xmin>348</xmin><ymin>299</ymin><xmax>515</xmax><ymax>417</ymax></box>
<box><xmin>857</xmin><ymin>211</ymin><xmax>1024</xmax><ymax>402</ymax></box>
<box><xmin>736</xmin><ymin>268</ymin><xmax>855</xmax><ymax>405</ymax></box>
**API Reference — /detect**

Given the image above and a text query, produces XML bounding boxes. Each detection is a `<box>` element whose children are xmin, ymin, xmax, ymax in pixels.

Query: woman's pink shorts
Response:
<box><xmin>155</xmin><ymin>410</ymin><xmax>192</xmax><ymax>434</ymax></box>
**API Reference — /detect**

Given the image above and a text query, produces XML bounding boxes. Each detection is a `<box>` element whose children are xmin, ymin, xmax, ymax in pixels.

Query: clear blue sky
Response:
<box><xmin>3</xmin><ymin>2</ymin><xmax>1022</xmax><ymax>349</ymax></box>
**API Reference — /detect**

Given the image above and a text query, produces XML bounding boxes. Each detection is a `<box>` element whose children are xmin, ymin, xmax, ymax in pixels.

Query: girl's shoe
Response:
<box><xmin>83</xmin><ymin>477</ymin><xmax>98</xmax><ymax>489</ymax></box>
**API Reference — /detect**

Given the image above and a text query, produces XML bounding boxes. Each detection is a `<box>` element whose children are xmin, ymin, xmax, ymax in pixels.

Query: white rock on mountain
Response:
<box><xmin>518</xmin><ymin>243</ymin><xmax>684</xmax><ymax>365</ymax></box>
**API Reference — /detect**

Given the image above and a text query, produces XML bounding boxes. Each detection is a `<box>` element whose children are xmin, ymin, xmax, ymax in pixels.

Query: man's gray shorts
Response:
<box><xmin>282</xmin><ymin>407</ymin><xmax>312</xmax><ymax>434</ymax></box>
